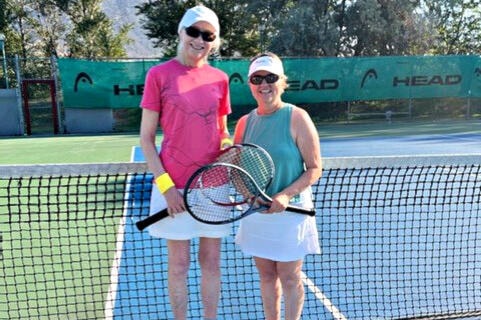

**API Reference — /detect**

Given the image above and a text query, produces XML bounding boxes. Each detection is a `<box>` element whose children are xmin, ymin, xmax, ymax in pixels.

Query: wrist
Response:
<box><xmin>220</xmin><ymin>137</ymin><xmax>233</xmax><ymax>148</ymax></box>
<box><xmin>155</xmin><ymin>173</ymin><xmax>175</xmax><ymax>194</ymax></box>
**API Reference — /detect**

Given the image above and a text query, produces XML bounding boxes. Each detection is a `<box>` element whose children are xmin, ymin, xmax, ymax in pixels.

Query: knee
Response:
<box><xmin>258</xmin><ymin>268</ymin><xmax>279</xmax><ymax>284</ymax></box>
<box><xmin>198</xmin><ymin>239</ymin><xmax>221</xmax><ymax>273</ymax></box>
<box><xmin>279</xmin><ymin>272</ymin><xmax>302</xmax><ymax>290</ymax></box>
<box><xmin>169</xmin><ymin>257</ymin><xmax>190</xmax><ymax>278</ymax></box>
<box><xmin>198</xmin><ymin>252</ymin><xmax>220</xmax><ymax>275</ymax></box>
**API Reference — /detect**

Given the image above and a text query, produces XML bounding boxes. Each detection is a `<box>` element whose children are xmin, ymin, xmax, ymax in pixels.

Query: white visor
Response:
<box><xmin>248</xmin><ymin>56</ymin><xmax>284</xmax><ymax>77</ymax></box>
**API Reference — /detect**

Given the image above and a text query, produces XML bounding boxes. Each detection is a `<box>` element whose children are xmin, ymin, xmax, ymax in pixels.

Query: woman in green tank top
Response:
<box><xmin>233</xmin><ymin>52</ymin><xmax>322</xmax><ymax>320</ymax></box>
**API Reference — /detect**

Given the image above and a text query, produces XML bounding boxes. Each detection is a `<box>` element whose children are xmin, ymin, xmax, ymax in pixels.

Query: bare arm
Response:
<box><xmin>139</xmin><ymin>108</ymin><xmax>164</xmax><ymax>177</ymax></box>
<box><xmin>218</xmin><ymin>114</ymin><xmax>232</xmax><ymax>148</ymax></box>
<box><xmin>268</xmin><ymin>107</ymin><xmax>322</xmax><ymax>213</ymax></box>
<box><xmin>233</xmin><ymin>115</ymin><xmax>248</xmax><ymax>144</ymax></box>
<box><xmin>139</xmin><ymin>108</ymin><xmax>185</xmax><ymax>215</ymax></box>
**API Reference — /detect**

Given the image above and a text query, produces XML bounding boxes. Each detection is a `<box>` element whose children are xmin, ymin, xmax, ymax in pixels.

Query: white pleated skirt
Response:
<box><xmin>235</xmin><ymin>189</ymin><xmax>321</xmax><ymax>262</ymax></box>
<box><xmin>147</xmin><ymin>187</ymin><xmax>231</xmax><ymax>240</ymax></box>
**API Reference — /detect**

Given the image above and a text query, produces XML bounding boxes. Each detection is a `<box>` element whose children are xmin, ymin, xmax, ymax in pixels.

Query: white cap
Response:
<box><xmin>248</xmin><ymin>55</ymin><xmax>284</xmax><ymax>77</ymax></box>
<box><xmin>178</xmin><ymin>5</ymin><xmax>220</xmax><ymax>36</ymax></box>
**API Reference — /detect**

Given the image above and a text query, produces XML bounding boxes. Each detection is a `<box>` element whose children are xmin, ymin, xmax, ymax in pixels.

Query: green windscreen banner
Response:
<box><xmin>58</xmin><ymin>55</ymin><xmax>481</xmax><ymax>109</ymax></box>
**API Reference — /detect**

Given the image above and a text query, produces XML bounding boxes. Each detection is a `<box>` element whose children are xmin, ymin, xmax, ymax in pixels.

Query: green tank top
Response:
<box><xmin>242</xmin><ymin>104</ymin><xmax>304</xmax><ymax>197</ymax></box>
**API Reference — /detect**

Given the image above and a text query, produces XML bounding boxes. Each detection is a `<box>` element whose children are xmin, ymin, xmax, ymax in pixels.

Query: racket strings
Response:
<box><xmin>187</xmin><ymin>192</ymin><xmax>238</xmax><ymax>223</ymax></box>
<box><xmin>229</xmin><ymin>167</ymin><xmax>259</xmax><ymax>200</ymax></box>
<box><xmin>185</xmin><ymin>165</ymin><xmax>243</xmax><ymax>223</ymax></box>
<box><xmin>218</xmin><ymin>145</ymin><xmax>272</xmax><ymax>176</ymax></box>
<box><xmin>183</xmin><ymin>145</ymin><xmax>275</xmax><ymax>224</ymax></box>
<box><xmin>185</xmin><ymin>165</ymin><xmax>261</xmax><ymax>223</ymax></box>
<box><xmin>215</xmin><ymin>146</ymin><xmax>274</xmax><ymax>204</ymax></box>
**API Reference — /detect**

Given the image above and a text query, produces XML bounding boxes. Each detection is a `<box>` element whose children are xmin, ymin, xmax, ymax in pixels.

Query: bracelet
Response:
<box><xmin>155</xmin><ymin>173</ymin><xmax>175</xmax><ymax>194</ymax></box>
<box><xmin>220</xmin><ymin>138</ymin><xmax>233</xmax><ymax>147</ymax></box>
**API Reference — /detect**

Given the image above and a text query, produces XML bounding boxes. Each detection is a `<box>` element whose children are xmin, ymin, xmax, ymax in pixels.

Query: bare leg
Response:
<box><xmin>167</xmin><ymin>240</ymin><xmax>191</xmax><ymax>320</ymax></box>
<box><xmin>199</xmin><ymin>237</ymin><xmax>222</xmax><ymax>319</ymax></box>
<box><xmin>278</xmin><ymin>260</ymin><xmax>304</xmax><ymax>320</ymax></box>
<box><xmin>254</xmin><ymin>257</ymin><xmax>282</xmax><ymax>320</ymax></box>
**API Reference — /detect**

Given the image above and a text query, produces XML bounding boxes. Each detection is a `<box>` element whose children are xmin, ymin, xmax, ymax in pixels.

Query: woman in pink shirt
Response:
<box><xmin>139</xmin><ymin>5</ymin><xmax>231</xmax><ymax>320</ymax></box>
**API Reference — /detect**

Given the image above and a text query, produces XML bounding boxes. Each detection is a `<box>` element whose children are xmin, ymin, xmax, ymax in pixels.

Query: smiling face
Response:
<box><xmin>248</xmin><ymin>70</ymin><xmax>286</xmax><ymax>108</ymax></box>
<box><xmin>179</xmin><ymin>21</ymin><xmax>217</xmax><ymax>66</ymax></box>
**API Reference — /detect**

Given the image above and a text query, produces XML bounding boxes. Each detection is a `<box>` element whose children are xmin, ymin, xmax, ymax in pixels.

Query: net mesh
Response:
<box><xmin>1</xmin><ymin>156</ymin><xmax>481</xmax><ymax>320</ymax></box>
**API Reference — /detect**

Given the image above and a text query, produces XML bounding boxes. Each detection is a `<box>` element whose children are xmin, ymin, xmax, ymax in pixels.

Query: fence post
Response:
<box><xmin>0</xmin><ymin>33</ymin><xmax>8</xmax><ymax>88</ymax></box>
<box><xmin>14</xmin><ymin>55</ymin><xmax>25</xmax><ymax>134</ymax></box>
<box><xmin>50</xmin><ymin>55</ymin><xmax>63</xmax><ymax>133</ymax></box>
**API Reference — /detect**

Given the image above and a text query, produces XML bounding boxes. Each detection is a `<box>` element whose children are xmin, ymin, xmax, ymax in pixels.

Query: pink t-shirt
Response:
<box><xmin>140</xmin><ymin>59</ymin><xmax>231</xmax><ymax>187</ymax></box>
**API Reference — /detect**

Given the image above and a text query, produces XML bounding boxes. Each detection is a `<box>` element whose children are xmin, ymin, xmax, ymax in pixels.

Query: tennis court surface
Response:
<box><xmin>321</xmin><ymin>132</ymin><xmax>481</xmax><ymax>157</ymax></box>
<box><xmin>1</xmin><ymin>136</ymin><xmax>481</xmax><ymax>319</ymax></box>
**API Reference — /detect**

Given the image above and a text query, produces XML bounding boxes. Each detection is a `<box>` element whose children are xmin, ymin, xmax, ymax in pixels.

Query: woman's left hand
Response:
<box><xmin>262</xmin><ymin>193</ymin><xmax>290</xmax><ymax>214</ymax></box>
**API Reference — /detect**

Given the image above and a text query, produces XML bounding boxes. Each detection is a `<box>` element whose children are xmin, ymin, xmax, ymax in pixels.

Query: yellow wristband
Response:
<box><xmin>220</xmin><ymin>138</ymin><xmax>233</xmax><ymax>147</ymax></box>
<box><xmin>155</xmin><ymin>173</ymin><xmax>175</xmax><ymax>194</ymax></box>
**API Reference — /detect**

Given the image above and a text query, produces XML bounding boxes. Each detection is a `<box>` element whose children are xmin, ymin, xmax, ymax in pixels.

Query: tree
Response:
<box><xmin>135</xmin><ymin>0</ymin><xmax>193</xmax><ymax>57</ymax></box>
<box><xmin>209</xmin><ymin>1</ymin><xmax>259</xmax><ymax>57</ymax></box>
<box><xmin>241</xmin><ymin>0</ymin><xmax>294</xmax><ymax>54</ymax></box>
<box><xmin>29</xmin><ymin>0</ymin><xmax>68</xmax><ymax>57</ymax></box>
<box><xmin>3</xmin><ymin>0</ymin><xmax>481</xmax><ymax>59</ymax></box>
<box><xmin>136</xmin><ymin>0</ymin><xmax>259</xmax><ymax>57</ymax></box>
<box><xmin>0</xmin><ymin>0</ymin><xmax>7</xmax><ymax>31</ymax></box>
<box><xmin>1</xmin><ymin>0</ymin><xmax>132</xmax><ymax>59</ymax></box>
<box><xmin>266</xmin><ymin>0</ymin><xmax>343</xmax><ymax>56</ymax></box>
<box><xmin>4</xmin><ymin>0</ymin><xmax>40</xmax><ymax>58</ymax></box>
<box><xmin>423</xmin><ymin>0</ymin><xmax>481</xmax><ymax>55</ymax></box>
<box><xmin>57</xmin><ymin>0</ymin><xmax>132</xmax><ymax>58</ymax></box>
<box><xmin>342</xmin><ymin>0</ymin><xmax>423</xmax><ymax>56</ymax></box>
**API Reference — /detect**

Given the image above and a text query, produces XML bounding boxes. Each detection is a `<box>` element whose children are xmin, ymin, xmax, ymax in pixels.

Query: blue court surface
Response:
<box><xmin>321</xmin><ymin>132</ymin><xmax>481</xmax><ymax>157</ymax></box>
<box><xmin>108</xmin><ymin>133</ymin><xmax>481</xmax><ymax>319</ymax></box>
<box><xmin>109</xmin><ymin>146</ymin><xmax>266</xmax><ymax>319</ymax></box>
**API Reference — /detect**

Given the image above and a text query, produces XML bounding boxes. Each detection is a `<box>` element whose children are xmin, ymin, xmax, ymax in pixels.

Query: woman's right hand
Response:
<box><xmin>163</xmin><ymin>187</ymin><xmax>186</xmax><ymax>217</ymax></box>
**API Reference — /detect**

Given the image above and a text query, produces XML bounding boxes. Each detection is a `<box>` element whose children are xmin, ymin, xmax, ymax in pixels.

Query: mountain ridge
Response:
<box><xmin>102</xmin><ymin>0</ymin><xmax>161</xmax><ymax>58</ymax></box>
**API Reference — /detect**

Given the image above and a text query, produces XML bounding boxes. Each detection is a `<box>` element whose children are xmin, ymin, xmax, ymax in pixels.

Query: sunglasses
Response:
<box><xmin>185</xmin><ymin>26</ymin><xmax>216</xmax><ymax>42</ymax></box>
<box><xmin>249</xmin><ymin>73</ymin><xmax>280</xmax><ymax>85</ymax></box>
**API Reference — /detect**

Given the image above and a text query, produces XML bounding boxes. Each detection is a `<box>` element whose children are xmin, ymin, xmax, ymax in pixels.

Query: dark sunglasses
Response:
<box><xmin>185</xmin><ymin>26</ymin><xmax>216</xmax><ymax>42</ymax></box>
<box><xmin>249</xmin><ymin>73</ymin><xmax>280</xmax><ymax>85</ymax></box>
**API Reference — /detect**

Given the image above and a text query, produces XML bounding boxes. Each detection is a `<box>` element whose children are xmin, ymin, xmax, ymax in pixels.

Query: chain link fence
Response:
<box><xmin>1</xmin><ymin>56</ymin><xmax>480</xmax><ymax>136</ymax></box>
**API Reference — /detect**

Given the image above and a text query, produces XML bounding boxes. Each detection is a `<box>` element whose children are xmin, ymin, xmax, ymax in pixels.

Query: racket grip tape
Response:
<box><xmin>136</xmin><ymin>208</ymin><xmax>169</xmax><ymax>231</ymax></box>
<box><xmin>286</xmin><ymin>205</ymin><xmax>316</xmax><ymax>216</ymax></box>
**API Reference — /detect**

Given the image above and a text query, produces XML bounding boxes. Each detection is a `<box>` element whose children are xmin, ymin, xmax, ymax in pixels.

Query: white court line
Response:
<box><xmin>301</xmin><ymin>271</ymin><xmax>347</xmax><ymax>320</ymax></box>
<box><xmin>105</xmin><ymin>147</ymin><xmax>138</xmax><ymax>320</ymax></box>
<box><xmin>104</xmin><ymin>213</ymin><xmax>128</xmax><ymax>320</ymax></box>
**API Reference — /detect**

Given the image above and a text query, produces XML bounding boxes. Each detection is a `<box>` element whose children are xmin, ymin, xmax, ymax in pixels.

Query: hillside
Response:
<box><xmin>102</xmin><ymin>0</ymin><xmax>161</xmax><ymax>58</ymax></box>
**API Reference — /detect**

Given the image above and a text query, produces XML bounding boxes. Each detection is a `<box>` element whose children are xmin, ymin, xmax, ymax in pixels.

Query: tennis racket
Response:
<box><xmin>200</xmin><ymin>143</ymin><xmax>274</xmax><ymax>206</ymax></box>
<box><xmin>135</xmin><ymin>143</ymin><xmax>274</xmax><ymax>231</ymax></box>
<box><xmin>183</xmin><ymin>163</ymin><xmax>315</xmax><ymax>225</ymax></box>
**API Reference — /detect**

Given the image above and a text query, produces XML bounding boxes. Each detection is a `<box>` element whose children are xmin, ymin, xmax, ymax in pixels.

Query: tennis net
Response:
<box><xmin>1</xmin><ymin>155</ymin><xmax>481</xmax><ymax>320</ymax></box>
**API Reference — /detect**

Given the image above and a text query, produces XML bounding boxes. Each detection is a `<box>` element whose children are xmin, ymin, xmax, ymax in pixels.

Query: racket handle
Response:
<box><xmin>136</xmin><ymin>208</ymin><xmax>169</xmax><ymax>231</ymax></box>
<box><xmin>286</xmin><ymin>205</ymin><xmax>316</xmax><ymax>216</ymax></box>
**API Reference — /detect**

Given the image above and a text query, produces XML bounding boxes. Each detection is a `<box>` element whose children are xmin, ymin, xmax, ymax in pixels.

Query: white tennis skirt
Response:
<box><xmin>148</xmin><ymin>187</ymin><xmax>231</xmax><ymax>240</ymax></box>
<box><xmin>235</xmin><ymin>188</ymin><xmax>321</xmax><ymax>262</ymax></box>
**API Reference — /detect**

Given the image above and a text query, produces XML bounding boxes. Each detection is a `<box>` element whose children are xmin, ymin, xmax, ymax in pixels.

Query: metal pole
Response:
<box><xmin>50</xmin><ymin>55</ymin><xmax>62</xmax><ymax>134</ymax></box>
<box><xmin>467</xmin><ymin>90</ymin><xmax>471</xmax><ymax>119</ymax></box>
<box><xmin>0</xmin><ymin>33</ymin><xmax>8</xmax><ymax>88</ymax></box>
<box><xmin>14</xmin><ymin>55</ymin><xmax>25</xmax><ymax>135</ymax></box>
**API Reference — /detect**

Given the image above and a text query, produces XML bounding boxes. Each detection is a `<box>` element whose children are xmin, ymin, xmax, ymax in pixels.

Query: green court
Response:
<box><xmin>2</xmin><ymin>119</ymin><xmax>481</xmax><ymax>164</ymax></box>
